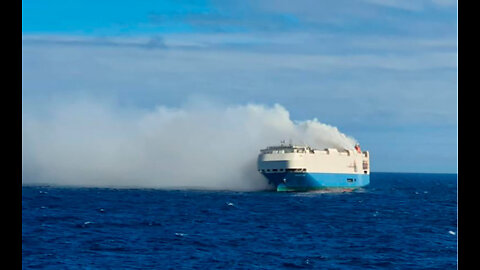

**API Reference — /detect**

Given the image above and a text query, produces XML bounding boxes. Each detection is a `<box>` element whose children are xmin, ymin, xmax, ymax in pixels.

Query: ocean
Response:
<box><xmin>22</xmin><ymin>172</ymin><xmax>457</xmax><ymax>269</ymax></box>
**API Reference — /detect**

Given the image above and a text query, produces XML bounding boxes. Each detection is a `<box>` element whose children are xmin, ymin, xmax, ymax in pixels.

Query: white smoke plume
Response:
<box><xmin>22</xmin><ymin>99</ymin><xmax>358</xmax><ymax>191</ymax></box>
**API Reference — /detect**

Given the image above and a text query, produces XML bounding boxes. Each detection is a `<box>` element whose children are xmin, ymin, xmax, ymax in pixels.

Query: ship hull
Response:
<box><xmin>262</xmin><ymin>172</ymin><xmax>370</xmax><ymax>192</ymax></box>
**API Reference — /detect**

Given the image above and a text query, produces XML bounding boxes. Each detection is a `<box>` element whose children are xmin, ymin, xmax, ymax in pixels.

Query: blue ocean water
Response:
<box><xmin>22</xmin><ymin>172</ymin><xmax>457</xmax><ymax>269</ymax></box>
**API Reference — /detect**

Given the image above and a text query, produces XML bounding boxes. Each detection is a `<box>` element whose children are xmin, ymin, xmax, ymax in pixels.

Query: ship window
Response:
<box><xmin>286</xmin><ymin>168</ymin><xmax>305</xmax><ymax>172</ymax></box>
<box><xmin>272</xmin><ymin>169</ymin><xmax>278</xmax><ymax>172</ymax></box>
<box><xmin>362</xmin><ymin>161</ymin><xmax>368</xmax><ymax>170</ymax></box>
<box><xmin>267</xmin><ymin>169</ymin><xmax>270</xmax><ymax>172</ymax></box>
<box><xmin>347</xmin><ymin>178</ymin><xmax>356</xmax><ymax>182</ymax></box>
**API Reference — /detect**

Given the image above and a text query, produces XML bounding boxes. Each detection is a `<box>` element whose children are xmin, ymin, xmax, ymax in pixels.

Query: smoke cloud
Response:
<box><xmin>22</xmin><ymin>99</ymin><xmax>358</xmax><ymax>191</ymax></box>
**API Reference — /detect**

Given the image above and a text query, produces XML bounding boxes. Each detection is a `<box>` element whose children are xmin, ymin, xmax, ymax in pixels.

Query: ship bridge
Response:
<box><xmin>260</xmin><ymin>144</ymin><xmax>315</xmax><ymax>154</ymax></box>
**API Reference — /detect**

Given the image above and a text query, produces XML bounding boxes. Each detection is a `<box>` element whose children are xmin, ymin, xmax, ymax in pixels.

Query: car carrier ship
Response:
<box><xmin>257</xmin><ymin>142</ymin><xmax>370</xmax><ymax>191</ymax></box>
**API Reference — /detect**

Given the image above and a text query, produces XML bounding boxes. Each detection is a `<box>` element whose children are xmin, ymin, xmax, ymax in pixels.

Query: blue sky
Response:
<box><xmin>22</xmin><ymin>0</ymin><xmax>457</xmax><ymax>173</ymax></box>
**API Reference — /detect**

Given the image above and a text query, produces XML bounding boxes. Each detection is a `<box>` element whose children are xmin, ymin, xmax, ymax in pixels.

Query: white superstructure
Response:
<box><xmin>257</xmin><ymin>144</ymin><xmax>370</xmax><ymax>175</ymax></box>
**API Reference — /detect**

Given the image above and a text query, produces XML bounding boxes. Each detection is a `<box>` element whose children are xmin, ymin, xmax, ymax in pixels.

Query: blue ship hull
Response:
<box><xmin>262</xmin><ymin>172</ymin><xmax>370</xmax><ymax>191</ymax></box>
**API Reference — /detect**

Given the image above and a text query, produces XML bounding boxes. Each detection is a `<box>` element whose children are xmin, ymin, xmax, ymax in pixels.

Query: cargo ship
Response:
<box><xmin>257</xmin><ymin>142</ymin><xmax>370</xmax><ymax>191</ymax></box>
